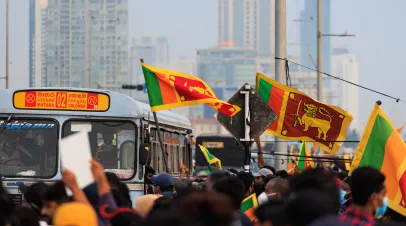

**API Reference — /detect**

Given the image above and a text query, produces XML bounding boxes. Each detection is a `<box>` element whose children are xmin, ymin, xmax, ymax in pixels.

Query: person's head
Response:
<box><xmin>289</xmin><ymin>167</ymin><xmax>340</xmax><ymax>210</ymax></box>
<box><xmin>105</xmin><ymin>172</ymin><xmax>132</xmax><ymax>207</ymax></box>
<box><xmin>253</xmin><ymin>168</ymin><xmax>273</xmax><ymax>185</ymax></box>
<box><xmin>148</xmin><ymin>196</ymin><xmax>174</xmax><ymax>216</ymax></box>
<box><xmin>135</xmin><ymin>194</ymin><xmax>161</xmax><ymax>218</ymax></box>
<box><xmin>275</xmin><ymin>170</ymin><xmax>289</xmax><ymax>179</ymax></box>
<box><xmin>41</xmin><ymin>181</ymin><xmax>70</xmax><ymax>224</ymax></box>
<box><xmin>255</xmin><ymin>199</ymin><xmax>286</xmax><ymax>226</ymax></box>
<box><xmin>206</xmin><ymin>170</ymin><xmax>231</xmax><ymax>191</ymax></box>
<box><xmin>285</xmin><ymin>189</ymin><xmax>338</xmax><ymax>226</ymax></box>
<box><xmin>265</xmin><ymin>178</ymin><xmax>290</xmax><ymax>200</ymax></box>
<box><xmin>100</xmin><ymin>204</ymin><xmax>143</xmax><ymax>226</ymax></box>
<box><xmin>9</xmin><ymin>207</ymin><xmax>40</xmax><ymax>226</ymax></box>
<box><xmin>212</xmin><ymin>176</ymin><xmax>246</xmax><ymax>211</ymax></box>
<box><xmin>351</xmin><ymin>167</ymin><xmax>387</xmax><ymax>217</ymax></box>
<box><xmin>340</xmin><ymin>176</ymin><xmax>352</xmax><ymax>206</ymax></box>
<box><xmin>19</xmin><ymin>182</ymin><xmax>48</xmax><ymax>217</ymax></box>
<box><xmin>145</xmin><ymin>166</ymin><xmax>155</xmax><ymax>184</ymax></box>
<box><xmin>53</xmin><ymin>202</ymin><xmax>98</xmax><ymax>226</ymax></box>
<box><xmin>262</xmin><ymin>166</ymin><xmax>277</xmax><ymax>175</ymax></box>
<box><xmin>176</xmin><ymin>191</ymin><xmax>235</xmax><ymax>226</ymax></box>
<box><xmin>151</xmin><ymin>173</ymin><xmax>175</xmax><ymax>194</ymax></box>
<box><xmin>103</xmin><ymin>133</ymin><xmax>114</xmax><ymax>144</ymax></box>
<box><xmin>237</xmin><ymin>171</ymin><xmax>255</xmax><ymax>197</ymax></box>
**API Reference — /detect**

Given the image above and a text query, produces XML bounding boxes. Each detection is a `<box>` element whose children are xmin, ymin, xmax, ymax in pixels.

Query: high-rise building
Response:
<box><xmin>197</xmin><ymin>46</ymin><xmax>260</xmax><ymax>87</ymax></box>
<box><xmin>45</xmin><ymin>0</ymin><xmax>129</xmax><ymax>90</ymax></box>
<box><xmin>216</xmin><ymin>0</ymin><xmax>274</xmax><ymax>57</ymax></box>
<box><xmin>29</xmin><ymin>0</ymin><xmax>48</xmax><ymax>87</ymax></box>
<box><xmin>300</xmin><ymin>0</ymin><xmax>331</xmax><ymax>78</ymax></box>
<box><xmin>332</xmin><ymin>48</ymin><xmax>359</xmax><ymax>132</ymax></box>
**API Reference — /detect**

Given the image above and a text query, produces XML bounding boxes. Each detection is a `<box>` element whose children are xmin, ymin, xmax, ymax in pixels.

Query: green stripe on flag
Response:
<box><xmin>297</xmin><ymin>143</ymin><xmax>306</xmax><ymax>170</ymax></box>
<box><xmin>359</xmin><ymin>114</ymin><xmax>393</xmax><ymax>170</ymax></box>
<box><xmin>142</xmin><ymin>66</ymin><xmax>164</xmax><ymax>106</ymax></box>
<box><xmin>258</xmin><ymin>78</ymin><xmax>272</xmax><ymax>103</ymax></box>
<box><xmin>241</xmin><ymin>197</ymin><xmax>254</xmax><ymax>212</ymax></box>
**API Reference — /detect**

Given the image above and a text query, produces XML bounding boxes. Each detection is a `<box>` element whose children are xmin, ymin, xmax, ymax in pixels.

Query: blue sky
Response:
<box><xmin>1</xmin><ymin>0</ymin><xmax>406</xmax><ymax>127</ymax></box>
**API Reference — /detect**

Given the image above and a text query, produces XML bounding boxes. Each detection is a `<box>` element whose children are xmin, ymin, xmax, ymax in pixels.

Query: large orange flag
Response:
<box><xmin>142</xmin><ymin>63</ymin><xmax>241</xmax><ymax>116</ymax></box>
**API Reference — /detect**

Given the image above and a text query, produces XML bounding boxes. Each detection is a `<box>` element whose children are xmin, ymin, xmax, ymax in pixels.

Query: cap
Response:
<box><xmin>151</xmin><ymin>173</ymin><xmax>174</xmax><ymax>189</ymax></box>
<box><xmin>254</xmin><ymin>168</ymin><xmax>273</xmax><ymax>177</ymax></box>
<box><xmin>53</xmin><ymin>202</ymin><xmax>98</xmax><ymax>226</ymax></box>
<box><xmin>19</xmin><ymin>182</ymin><xmax>49</xmax><ymax>211</ymax></box>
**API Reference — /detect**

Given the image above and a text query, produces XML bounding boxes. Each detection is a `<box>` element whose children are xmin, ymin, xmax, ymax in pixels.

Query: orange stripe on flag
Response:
<box><xmin>155</xmin><ymin>72</ymin><xmax>178</xmax><ymax>104</ymax></box>
<box><xmin>381</xmin><ymin>132</ymin><xmax>406</xmax><ymax>200</ymax></box>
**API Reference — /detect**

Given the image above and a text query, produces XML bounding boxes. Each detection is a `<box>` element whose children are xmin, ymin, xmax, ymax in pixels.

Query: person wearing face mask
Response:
<box><xmin>339</xmin><ymin>177</ymin><xmax>353</xmax><ymax>215</ymax></box>
<box><xmin>340</xmin><ymin>167</ymin><xmax>387</xmax><ymax>226</ymax></box>
<box><xmin>258</xmin><ymin>178</ymin><xmax>290</xmax><ymax>205</ymax></box>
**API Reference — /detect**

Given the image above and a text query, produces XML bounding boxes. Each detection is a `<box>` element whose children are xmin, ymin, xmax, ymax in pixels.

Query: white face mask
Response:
<box><xmin>258</xmin><ymin>192</ymin><xmax>268</xmax><ymax>205</ymax></box>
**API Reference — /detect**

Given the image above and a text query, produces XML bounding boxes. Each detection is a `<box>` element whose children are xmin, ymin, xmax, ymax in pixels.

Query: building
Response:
<box><xmin>300</xmin><ymin>0</ymin><xmax>331</xmax><ymax>79</ymax></box>
<box><xmin>331</xmin><ymin>48</ymin><xmax>359</xmax><ymax>132</ymax></box>
<box><xmin>45</xmin><ymin>0</ymin><xmax>129</xmax><ymax>90</ymax></box>
<box><xmin>29</xmin><ymin>0</ymin><xmax>48</xmax><ymax>87</ymax></box>
<box><xmin>191</xmin><ymin>118</ymin><xmax>227</xmax><ymax>137</ymax></box>
<box><xmin>217</xmin><ymin>0</ymin><xmax>274</xmax><ymax>57</ymax></box>
<box><xmin>196</xmin><ymin>46</ymin><xmax>261</xmax><ymax>87</ymax></box>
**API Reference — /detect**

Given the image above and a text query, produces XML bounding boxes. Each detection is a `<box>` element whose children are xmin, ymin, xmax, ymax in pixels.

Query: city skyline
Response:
<box><xmin>2</xmin><ymin>0</ymin><xmax>406</xmax><ymax>128</ymax></box>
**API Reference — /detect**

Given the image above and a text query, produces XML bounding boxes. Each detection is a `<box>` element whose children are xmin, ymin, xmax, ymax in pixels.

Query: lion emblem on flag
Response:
<box><xmin>294</xmin><ymin>100</ymin><xmax>333</xmax><ymax>140</ymax></box>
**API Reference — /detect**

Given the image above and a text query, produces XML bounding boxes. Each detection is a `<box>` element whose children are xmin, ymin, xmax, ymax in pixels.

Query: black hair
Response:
<box><xmin>255</xmin><ymin>199</ymin><xmax>285</xmax><ymax>226</ymax></box>
<box><xmin>9</xmin><ymin>207</ymin><xmax>40</xmax><ymax>226</ymax></box>
<box><xmin>100</xmin><ymin>205</ymin><xmax>143</xmax><ymax>226</ymax></box>
<box><xmin>148</xmin><ymin>196</ymin><xmax>174</xmax><ymax>216</ymax></box>
<box><xmin>275</xmin><ymin>170</ymin><xmax>289</xmax><ymax>179</ymax></box>
<box><xmin>253</xmin><ymin>183</ymin><xmax>265</xmax><ymax>197</ymax></box>
<box><xmin>285</xmin><ymin>189</ymin><xmax>337</xmax><ymax>226</ymax></box>
<box><xmin>208</xmin><ymin>170</ymin><xmax>231</xmax><ymax>184</ymax></box>
<box><xmin>212</xmin><ymin>176</ymin><xmax>246</xmax><ymax>210</ymax></box>
<box><xmin>237</xmin><ymin>172</ymin><xmax>254</xmax><ymax>194</ymax></box>
<box><xmin>351</xmin><ymin>166</ymin><xmax>385</xmax><ymax>206</ymax></box>
<box><xmin>43</xmin><ymin>181</ymin><xmax>70</xmax><ymax>204</ymax></box>
<box><xmin>0</xmin><ymin>178</ymin><xmax>14</xmax><ymax>226</ymax></box>
<box><xmin>105</xmin><ymin>172</ymin><xmax>132</xmax><ymax>207</ymax></box>
<box><xmin>145</xmin><ymin>166</ymin><xmax>155</xmax><ymax>175</ymax></box>
<box><xmin>289</xmin><ymin>168</ymin><xmax>339</xmax><ymax>210</ymax></box>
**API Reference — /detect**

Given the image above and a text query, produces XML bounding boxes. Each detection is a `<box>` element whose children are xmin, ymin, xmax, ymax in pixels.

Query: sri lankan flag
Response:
<box><xmin>350</xmin><ymin>103</ymin><xmax>406</xmax><ymax>216</ymax></box>
<box><xmin>256</xmin><ymin>73</ymin><xmax>353</xmax><ymax>155</ymax></box>
<box><xmin>297</xmin><ymin>142</ymin><xmax>314</xmax><ymax>170</ymax></box>
<box><xmin>142</xmin><ymin>63</ymin><xmax>240</xmax><ymax>116</ymax></box>
<box><xmin>241</xmin><ymin>193</ymin><xmax>258</xmax><ymax>222</ymax></box>
<box><xmin>199</xmin><ymin>145</ymin><xmax>222</xmax><ymax>170</ymax></box>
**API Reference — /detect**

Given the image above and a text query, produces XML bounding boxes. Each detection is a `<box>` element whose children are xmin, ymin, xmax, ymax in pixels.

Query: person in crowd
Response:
<box><xmin>258</xmin><ymin>178</ymin><xmax>290</xmax><ymax>205</ymax></box>
<box><xmin>144</xmin><ymin>166</ymin><xmax>156</xmax><ymax>194</ymax></box>
<box><xmin>205</xmin><ymin>170</ymin><xmax>231</xmax><ymax>191</ymax></box>
<box><xmin>339</xmin><ymin>176</ymin><xmax>352</xmax><ymax>215</ymax></box>
<box><xmin>340</xmin><ymin>167</ymin><xmax>387</xmax><ymax>226</ymax></box>
<box><xmin>309</xmin><ymin>216</ymin><xmax>351</xmax><ymax>226</ymax></box>
<box><xmin>100</xmin><ymin>204</ymin><xmax>143</xmax><ymax>226</ymax></box>
<box><xmin>285</xmin><ymin>189</ymin><xmax>339</xmax><ymax>226</ymax></box>
<box><xmin>237</xmin><ymin>171</ymin><xmax>255</xmax><ymax>198</ymax></box>
<box><xmin>106</xmin><ymin>172</ymin><xmax>132</xmax><ymax>207</ymax></box>
<box><xmin>253</xmin><ymin>183</ymin><xmax>265</xmax><ymax>197</ymax></box>
<box><xmin>262</xmin><ymin>166</ymin><xmax>277</xmax><ymax>175</ymax></box>
<box><xmin>19</xmin><ymin>182</ymin><xmax>49</xmax><ymax>222</ymax></box>
<box><xmin>41</xmin><ymin>181</ymin><xmax>71</xmax><ymax>224</ymax></box>
<box><xmin>151</xmin><ymin>173</ymin><xmax>175</xmax><ymax>196</ymax></box>
<box><xmin>148</xmin><ymin>196</ymin><xmax>175</xmax><ymax>216</ymax></box>
<box><xmin>212</xmin><ymin>176</ymin><xmax>253</xmax><ymax>226</ymax></box>
<box><xmin>275</xmin><ymin>170</ymin><xmax>289</xmax><ymax>179</ymax></box>
<box><xmin>52</xmin><ymin>202</ymin><xmax>98</xmax><ymax>226</ymax></box>
<box><xmin>134</xmin><ymin>194</ymin><xmax>161</xmax><ymax>218</ymax></box>
<box><xmin>252</xmin><ymin>168</ymin><xmax>273</xmax><ymax>185</ymax></box>
<box><xmin>0</xmin><ymin>142</ymin><xmax>22</xmax><ymax>165</ymax></box>
<box><xmin>9</xmin><ymin>207</ymin><xmax>41</xmax><ymax>226</ymax></box>
<box><xmin>0</xmin><ymin>177</ymin><xmax>15</xmax><ymax>226</ymax></box>
<box><xmin>255</xmin><ymin>199</ymin><xmax>286</xmax><ymax>226</ymax></box>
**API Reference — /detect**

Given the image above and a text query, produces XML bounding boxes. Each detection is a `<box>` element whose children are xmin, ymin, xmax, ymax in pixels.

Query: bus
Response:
<box><xmin>195</xmin><ymin>134</ymin><xmax>274</xmax><ymax>173</ymax></box>
<box><xmin>0</xmin><ymin>88</ymin><xmax>193</xmax><ymax>207</ymax></box>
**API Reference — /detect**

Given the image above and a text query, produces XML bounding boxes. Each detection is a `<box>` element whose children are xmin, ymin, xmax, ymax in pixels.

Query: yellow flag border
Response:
<box><xmin>142</xmin><ymin>63</ymin><xmax>241</xmax><ymax>115</ymax></box>
<box><xmin>256</xmin><ymin>73</ymin><xmax>353</xmax><ymax>155</ymax></box>
<box><xmin>242</xmin><ymin>193</ymin><xmax>259</xmax><ymax>209</ymax></box>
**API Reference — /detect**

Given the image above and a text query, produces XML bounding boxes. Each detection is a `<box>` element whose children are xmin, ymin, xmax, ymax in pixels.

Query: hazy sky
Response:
<box><xmin>1</xmin><ymin>0</ymin><xmax>406</xmax><ymax>128</ymax></box>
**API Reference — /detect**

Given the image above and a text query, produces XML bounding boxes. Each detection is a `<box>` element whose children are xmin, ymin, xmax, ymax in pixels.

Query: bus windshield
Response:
<box><xmin>0</xmin><ymin>118</ymin><xmax>58</xmax><ymax>178</ymax></box>
<box><xmin>62</xmin><ymin>120</ymin><xmax>137</xmax><ymax>180</ymax></box>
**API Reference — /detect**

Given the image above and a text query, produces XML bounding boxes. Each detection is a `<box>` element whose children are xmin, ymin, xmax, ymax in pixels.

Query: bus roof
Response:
<box><xmin>0</xmin><ymin>88</ymin><xmax>192</xmax><ymax>129</ymax></box>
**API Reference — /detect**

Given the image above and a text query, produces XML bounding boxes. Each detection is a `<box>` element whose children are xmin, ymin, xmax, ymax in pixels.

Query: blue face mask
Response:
<box><xmin>339</xmin><ymin>189</ymin><xmax>347</xmax><ymax>205</ymax></box>
<box><xmin>375</xmin><ymin>197</ymin><xmax>388</xmax><ymax>218</ymax></box>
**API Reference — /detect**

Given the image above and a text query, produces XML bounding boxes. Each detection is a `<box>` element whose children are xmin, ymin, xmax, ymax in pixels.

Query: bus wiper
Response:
<box><xmin>0</xmin><ymin>114</ymin><xmax>14</xmax><ymax>136</ymax></box>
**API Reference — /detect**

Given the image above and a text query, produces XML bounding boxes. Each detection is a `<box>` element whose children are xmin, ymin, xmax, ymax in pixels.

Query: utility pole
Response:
<box><xmin>274</xmin><ymin>0</ymin><xmax>287</xmax><ymax>171</ymax></box>
<box><xmin>5</xmin><ymin>0</ymin><xmax>9</xmax><ymax>89</ymax></box>
<box><xmin>316</xmin><ymin>0</ymin><xmax>323</xmax><ymax>102</ymax></box>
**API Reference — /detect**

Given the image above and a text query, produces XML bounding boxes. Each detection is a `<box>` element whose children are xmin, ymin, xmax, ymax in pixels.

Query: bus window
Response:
<box><xmin>62</xmin><ymin>120</ymin><xmax>136</xmax><ymax>180</ymax></box>
<box><xmin>0</xmin><ymin>119</ymin><xmax>58</xmax><ymax>178</ymax></box>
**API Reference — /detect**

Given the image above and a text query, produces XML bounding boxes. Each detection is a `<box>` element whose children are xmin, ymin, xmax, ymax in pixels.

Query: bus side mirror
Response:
<box><xmin>139</xmin><ymin>143</ymin><xmax>150</xmax><ymax>166</ymax></box>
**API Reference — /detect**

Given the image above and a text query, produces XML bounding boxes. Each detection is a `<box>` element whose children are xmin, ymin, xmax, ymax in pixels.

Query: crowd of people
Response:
<box><xmin>0</xmin><ymin>160</ymin><xmax>406</xmax><ymax>226</ymax></box>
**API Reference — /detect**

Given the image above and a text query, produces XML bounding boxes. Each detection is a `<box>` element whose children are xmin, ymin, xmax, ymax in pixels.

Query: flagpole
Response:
<box><xmin>140</xmin><ymin>59</ymin><xmax>170</xmax><ymax>173</ymax></box>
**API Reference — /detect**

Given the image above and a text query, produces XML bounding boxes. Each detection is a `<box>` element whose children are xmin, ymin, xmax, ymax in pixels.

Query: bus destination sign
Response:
<box><xmin>13</xmin><ymin>90</ymin><xmax>110</xmax><ymax>111</ymax></box>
